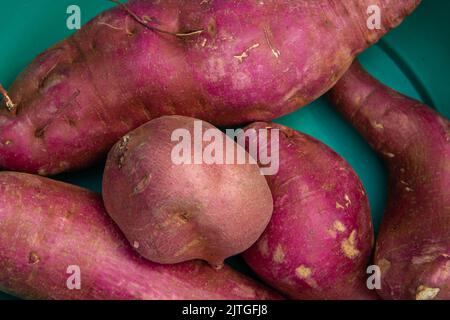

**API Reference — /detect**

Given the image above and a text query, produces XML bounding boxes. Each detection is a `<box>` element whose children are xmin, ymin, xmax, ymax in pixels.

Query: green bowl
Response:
<box><xmin>1</xmin><ymin>0</ymin><xmax>449</xmax><ymax>300</ymax></box>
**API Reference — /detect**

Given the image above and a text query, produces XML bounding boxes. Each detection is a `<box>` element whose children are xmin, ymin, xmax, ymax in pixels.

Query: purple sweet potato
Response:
<box><xmin>0</xmin><ymin>0</ymin><xmax>420</xmax><ymax>175</ymax></box>
<box><xmin>102</xmin><ymin>115</ymin><xmax>273</xmax><ymax>267</ymax></box>
<box><xmin>0</xmin><ymin>171</ymin><xmax>281</xmax><ymax>300</ymax></box>
<box><xmin>328</xmin><ymin>62</ymin><xmax>450</xmax><ymax>300</ymax></box>
<box><xmin>241</xmin><ymin>122</ymin><xmax>375</xmax><ymax>300</ymax></box>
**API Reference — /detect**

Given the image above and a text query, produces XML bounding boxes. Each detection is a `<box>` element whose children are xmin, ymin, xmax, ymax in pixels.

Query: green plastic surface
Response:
<box><xmin>0</xmin><ymin>1</ymin><xmax>449</xmax><ymax>299</ymax></box>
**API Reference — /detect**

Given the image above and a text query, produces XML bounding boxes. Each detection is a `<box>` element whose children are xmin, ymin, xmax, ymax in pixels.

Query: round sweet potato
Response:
<box><xmin>102</xmin><ymin>115</ymin><xmax>273</xmax><ymax>267</ymax></box>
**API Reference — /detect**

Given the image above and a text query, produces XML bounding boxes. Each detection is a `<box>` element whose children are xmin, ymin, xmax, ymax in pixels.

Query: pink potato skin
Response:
<box><xmin>242</xmin><ymin>122</ymin><xmax>376</xmax><ymax>300</ymax></box>
<box><xmin>102</xmin><ymin>115</ymin><xmax>273</xmax><ymax>267</ymax></box>
<box><xmin>0</xmin><ymin>172</ymin><xmax>281</xmax><ymax>300</ymax></box>
<box><xmin>329</xmin><ymin>62</ymin><xmax>450</xmax><ymax>300</ymax></box>
<box><xmin>0</xmin><ymin>0</ymin><xmax>420</xmax><ymax>175</ymax></box>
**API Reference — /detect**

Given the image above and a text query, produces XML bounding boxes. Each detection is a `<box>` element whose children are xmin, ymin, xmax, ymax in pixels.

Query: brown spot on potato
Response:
<box><xmin>4</xmin><ymin>140</ymin><xmax>12</xmax><ymax>146</ymax></box>
<box><xmin>378</xmin><ymin>258</ymin><xmax>391</xmax><ymax>275</ymax></box>
<box><xmin>133</xmin><ymin>174</ymin><xmax>152</xmax><ymax>194</ymax></box>
<box><xmin>35</xmin><ymin>128</ymin><xmax>45</xmax><ymax>138</ymax></box>
<box><xmin>179</xmin><ymin>211</ymin><xmax>191</xmax><ymax>222</ymax></box>
<box><xmin>59</xmin><ymin>161</ymin><xmax>69</xmax><ymax>169</ymax></box>
<box><xmin>28</xmin><ymin>252</ymin><xmax>40</xmax><ymax>264</ymax></box>
<box><xmin>273</xmin><ymin>245</ymin><xmax>285</xmax><ymax>263</ymax></box>
<box><xmin>207</xmin><ymin>18</ymin><xmax>217</xmax><ymax>36</ymax></box>
<box><xmin>64</xmin><ymin>209</ymin><xmax>75</xmax><ymax>219</ymax></box>
<box><xmin>415</xmin><ymin>285</ymin><xmax>440</xmax><ymax>300</ymax></box>
<box><xmin>66</xmin><ymin>118</ymin><xmax>77</xmax><ymax>128</ymax></box>
<box><xmin>295</xmin><ymin>265</ymin><xmax>312</xmax><ymax>279</ymax></box>
<box><xmin>341</xmin><ymin>230</ymin><xmax>360</xmax><ymax>259</ymax></box>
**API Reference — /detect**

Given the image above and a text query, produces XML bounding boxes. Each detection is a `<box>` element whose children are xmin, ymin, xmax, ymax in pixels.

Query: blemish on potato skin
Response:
<box><xmin>328</xmin><ymin>220</ymin><xmax>347</xmax><ymax>238</ymax></box>
<box><xmin>383</xmin><ymin>152</ymin><xmax>395</xmax><ymax>158</ymax></box>
<box><xmin>174</xmin><ymin>237</ymin><xmax>203</xmax><ymax>258</ymax></box>
<box><xmin>295</xmin><ymin>265</ymin><xmax>312</xmax><ymax>279</ymax></box>
<box><xmin>372</xmin><ymin>121</ymin><xmax>384</xmax><ymax>129</ymax></box>
<box><xmin>258</xmin><ymin>238</ymin><xmax>269</xmax><ymax>257</ymax></box>
<box><xmin>133</xmin><ymin>174</ymin><xmax>152</xmax><ymax>194</ymax></box>
<box><xmin>273</xmin><ymin>245</ymin><xmax>285</xmax><ymax>263</ymax></box>
<box><xmin>378</xmin><ymin>258</ymin><xmax>391</xmax><ymax>275</ymax></box>
<box><xmin>344</xmin><ymin>194</ymin><xmax>351</xmax><ymax>207</ymax></box>
<box><xmin>118</xmin><ymin>155</ymin><xmax>125</xmax><ymax>168</ymax></box>
<box><xmin>133</xmin><ymin>241</ymin><xmax>140</xmax><ymax>249</ymax></box>
<box><xmin>341</xmin><ymin>230</ymin><xmax>360</xmax><ymax>259</ymax></box>
<box><xmin>35</xmin><ymin>128</ymin><xmax>46</xmax><ymax>138</ymax></box>
<box><xmin>59</xmin><ymin>161</ymin><xmax>69</xmax><ymax>169</ymax></box>
<box><xmin>415</xmin><ymin>285</ymin><xmax>440</xmax><ymax>300</ymax></box>
<box><xmin>333</xmin><ymin>220</ymin><xmax>346</xmax><ymax>232</ymax></box>
<box><xmin>116</xmin><ymin>135</ymin><xmax>131</xmax><ymax>168</ymax></box>
<box><xmin>321</xmin><ymin>182</ymin><xmax>334</xmax><ymax>191</ymax></box>
<box><xmin>233</xmin><ymin>43</ymin><xmax>260</xmax><ymax>63</ymax></box>
<box><xmin>28</xmin><ymin>252</ymin><xmax>40</xmax><ymax>264</ymax></box>
<box><xmin>118</xmin><ymin>135</ymin><xmax>130</xmax><ymax>150</ymax></box>
<box><xmin>263</xmin><ymin>26</ymin><xmax>280</xmax><ymax>58</ymax></box>
<box><xmin>336</xmin><ymin>202</ymin><xmax>345</xmax><ymax>210</ymax></box>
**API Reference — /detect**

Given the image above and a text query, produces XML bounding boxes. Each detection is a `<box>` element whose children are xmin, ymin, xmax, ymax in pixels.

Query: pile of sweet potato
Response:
<box><xmin>1</xmin><ymin>0</ymin><xmax>448</xmax><ymax>300</ymax></box>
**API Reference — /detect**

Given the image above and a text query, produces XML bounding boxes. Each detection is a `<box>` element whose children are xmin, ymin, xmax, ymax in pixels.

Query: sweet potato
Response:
<box><xmin>0</xmin><ymin>0</ymin><xmax>420</xmax><ymax>175</ymax></box>
<box><xmin>102</xmin><ymin>115</ymin><xmax>273</xmax><ymax>267</ymax></box>
<box><xmin>328</xmin><ymin>62</ymin><xmax>450</xmax><ymax>300</ymax></box>
<box><xmin>241</xmin><ymin>122</ymin><xmax>375</xmax><ymax>300</ymax></box>
<box><xmin>0</xmin><ymin>171</ymin><xmax>281</xmax><ymax>300</ymax></box>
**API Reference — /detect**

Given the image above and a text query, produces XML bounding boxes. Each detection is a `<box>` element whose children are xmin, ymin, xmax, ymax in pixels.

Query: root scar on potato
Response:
<box><xmin>0</xmin><ymin>83</ymin><xmax>16</xmax><ymax>112</ymax></box>
<box><xmin>234</xmin><ymin>43</ymin><xmax>260</xmax><ymax>63</ymax></box>
<box><xmin>263</xmin><ymin>26</ymin><xmax>280</xmax><ymax>58</ymax></box>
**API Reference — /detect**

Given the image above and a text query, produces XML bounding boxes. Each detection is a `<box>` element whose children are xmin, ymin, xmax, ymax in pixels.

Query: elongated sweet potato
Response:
<box><xmin>241</xmin><ymin>122</ymin><xmax>376</xmax><ymax>300</ymax></box>
<box><xmin>0</xmin><ymin>172</ymin><xmax>281</xmax><ymax>300</ymax></box>
<box><xmin>329</xmin><ymin>62</ymin><xmax>450</xmax><ymax>300</ymax></box>
<box><xmin>0</xmin><ymin>0</ymin><xmax>420</xmax><ymax>175</ymax></box>
<box><xmin>102</xmin><ymin>115</ymin><xmax>273</xmax><ymax>267</ymax></box>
